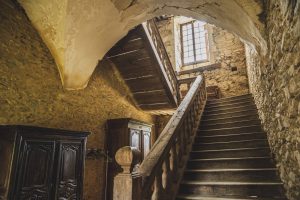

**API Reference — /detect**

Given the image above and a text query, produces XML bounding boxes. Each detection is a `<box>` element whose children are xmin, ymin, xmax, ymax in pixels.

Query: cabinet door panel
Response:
<box><xmin>14</xmin><ymin>140</ymin><xmax>56</xmax><ymax>200</ymax></box>
<box><xmin>142</xmin><ymin>131</ymin><xmax>151</xmax><ymax>158</ymax></box>
<box><xmin>130</xmin><ymin>129</ymin><xmax>141</xmax><ymax>150</ymax></box>
<box><xmin>57</xmin><ymin>142</ymin><xmax>83</xmax><ymax>200</ymax></box>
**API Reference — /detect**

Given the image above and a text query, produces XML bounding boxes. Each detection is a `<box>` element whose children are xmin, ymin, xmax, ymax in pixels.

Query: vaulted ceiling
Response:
<box><xmin>18</xmin><ymin>0</ymin><xmax>266</xmax><ymax>90</ymax></box>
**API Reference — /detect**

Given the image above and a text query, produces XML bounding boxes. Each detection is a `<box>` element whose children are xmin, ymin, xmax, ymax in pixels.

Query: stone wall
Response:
<box><xmin>156</xmin><ymin>18</ymin><xmax>176</xmax><ymax>70</ymax></box>
<box><xmin>0</xmin><ymin>1</ymin><xmax>154</xmax><ymax>199</ymax></box>
<box><xmin>246</xmin><ymin>1</ymin><xmax>300</xmax><ymax>199</ymax></box>
<box><xmin>156</xmin><ymin>17</ymin><xmax>249</xmax><ymax>97</ymax></box>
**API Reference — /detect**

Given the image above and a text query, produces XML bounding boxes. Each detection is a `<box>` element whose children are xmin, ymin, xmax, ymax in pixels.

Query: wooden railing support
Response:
<box><xmin>113</xmin><ymin>75</ymin><xmax>207</xmax><ymax>200</ymax></box>
<box><xmin>113</xmin><ymin>146</ymin><xmax>142</xmax><ymax>200</ymax></box>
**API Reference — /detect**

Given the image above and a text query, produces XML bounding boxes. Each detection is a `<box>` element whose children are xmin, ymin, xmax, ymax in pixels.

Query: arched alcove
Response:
<box><xmin>18</xmin><ymin>0</ymin><xmax>266</xmax><ymax>89</ymax></box>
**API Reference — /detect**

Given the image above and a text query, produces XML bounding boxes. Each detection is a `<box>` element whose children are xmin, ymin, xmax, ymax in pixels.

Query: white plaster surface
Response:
<box><xmin>18</xmin><ymin>0</ymin><xmax>265</xmax><ymax>89</ymax></box>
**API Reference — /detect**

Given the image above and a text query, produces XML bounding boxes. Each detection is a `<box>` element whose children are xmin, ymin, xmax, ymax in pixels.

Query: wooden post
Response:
<box><xmin>113</xmin><ymin>146</ymin><xmax>142</xmax><ymax>200</ymax></box>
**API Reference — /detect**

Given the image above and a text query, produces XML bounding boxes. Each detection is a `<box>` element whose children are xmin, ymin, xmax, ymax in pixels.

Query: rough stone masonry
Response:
<box><xmin>0</xmin><ymin>2</ymin><xmax>154</xmax><ymax>199</ymax></box>
<box><xmin>156</xmin><ymin>17</ymin><xmax>249</xmax><ymax>97</ymax></box>
<box><xmin>246</xmin><ymin>1</ymin><xmax>300</xmax><ymax>199</ymax></box>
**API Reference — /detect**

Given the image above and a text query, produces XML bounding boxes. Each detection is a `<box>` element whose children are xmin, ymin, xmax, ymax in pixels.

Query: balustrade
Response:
<box><xmin>114</xmin><ymin>75</ymin><xmax>207</xmax><ymax>200</ymax></box>
<box><xmin>142</xmin><ymin>19</ymin><xmax>180</xmax><ymax>104</ymax></box>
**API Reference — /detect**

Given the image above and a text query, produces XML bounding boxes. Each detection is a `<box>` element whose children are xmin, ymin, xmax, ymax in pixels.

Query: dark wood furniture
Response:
<box><xmin>106</xmin><ymin>118</ymin><xmax>153</xmax><ymax>200</ymax></box>
<box><xmin>0</xmin><ymin>125</ymin><xmax>90</xmax><ymax>200</ymax></box>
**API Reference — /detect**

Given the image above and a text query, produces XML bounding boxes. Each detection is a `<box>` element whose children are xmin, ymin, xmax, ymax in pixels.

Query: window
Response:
<box><xmin>181</xmin><ymin>21</ymin><xmax>208</xmax><ymax>65</ymax></box>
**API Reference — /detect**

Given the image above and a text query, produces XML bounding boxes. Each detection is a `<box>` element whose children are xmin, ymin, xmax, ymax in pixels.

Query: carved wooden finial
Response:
<box><xmin>114</xmin><ymin>146</ymin><xmax>142</xmax><ymax>200</ymax></box>
<box><xmin>115</xmin><ymin>146</ymin><xmax>134</xmax><ymax>173</ymax></box>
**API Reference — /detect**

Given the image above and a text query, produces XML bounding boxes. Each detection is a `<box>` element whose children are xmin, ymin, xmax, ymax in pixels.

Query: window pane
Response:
<box><xmin>181</xmin><ymin>21</ymin><xmax>208</xmax><ymax>64</ymax></box>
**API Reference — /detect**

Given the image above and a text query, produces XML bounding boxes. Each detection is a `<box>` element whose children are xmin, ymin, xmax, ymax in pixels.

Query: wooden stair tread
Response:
<box><xmin>177</xmin><ymin>194</ymin><xmax>286</xmax><ymax>200</ymax></box>
<box><xmin>185</xmin><ymin>168</ymin><xmax>277</xmax><ymax>172</ymax></box>
<box><xmin>177</xmin><ymin>94</ymin><xmax>286</xmax><ymax>199</ymax></box>
<box><xmin>197</xmin><ymin>132</ymin><xmax>265</xmax><ymax>138</ymax></box>
<box><xmin>194</xmin><ymin>139</ymin><xmax>267</xmax><ymax>145</ymax></box>
<box><xmin>181</xmin><ymin>181</ymin><xmax>283</xmax><ymax>185</ymax></box>
<box><xmin>188</xmin><ymin>156</ymin><xmax>272</xmax><ymax>162</ymax></box>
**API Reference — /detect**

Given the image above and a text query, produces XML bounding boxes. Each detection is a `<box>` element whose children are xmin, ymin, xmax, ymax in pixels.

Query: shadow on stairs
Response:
<box><xmin>176</xmin><ymin>94</ymin><xmax>287</xmax><ymax>200</ymax></box>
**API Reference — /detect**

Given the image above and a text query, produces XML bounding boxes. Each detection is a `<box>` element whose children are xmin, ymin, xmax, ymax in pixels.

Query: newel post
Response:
<box><xmin>113</xmin><ymin>146</ymin><xmax>142</xmax><ymax>200</ymax></box>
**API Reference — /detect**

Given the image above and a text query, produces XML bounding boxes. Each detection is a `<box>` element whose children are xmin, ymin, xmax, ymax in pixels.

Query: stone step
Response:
<box><xmin>198</xmin><ymin>125</ymin><xmax>263</xmax><ymax>135</ymax></box>
<box><xmin>204</xmin><ymin>104</ymin><xmax>257</xmax><ymax>115</ymax></box>
<box><xmin>176</xmin><ymin>94</ymin><xmax>286</xmax><ymax>200</ymax></box>
<box><xmin>207</xmin><ymin>94</ymin><xmax>253</xmax><ymax>105</ymax></box>
<box><xmin>205</xmin><ymin>100</ymin><xmax>255</xmax><ymax>110</ymax></box>
<box><xmin>201</xmin><ymin>114</ymin><xmax>259</xmax><ymax>125</ymax></box>
<box><xmin>183</xmin><ymin>168</ymin><xmax>280</xmax><ymax>182</ymax></box>
<box><xmin>193</xmin><ymin>139</ymin><xmax>269</xmax><ymax>150</ymax></box>
<box><xmin>186</xmin><ymin>157</ymin><xmax>275</xmax><ymax>169</ymax></box>
<box><xmin>200</xmin><ymin>119</ymin><xmax>261</xmax><ymax>129</ymax></box>
<box><xmin>206</xmin><ymin>99</ymin><xmax>254</xmax><ymax>109</ymax></box>
<box><xmin>190</xmin><ymin>147</ymin><xmax>270</xmax><ymax>159</ymax></box>
<box><xmin>195</xmin><ymin>132</ymin><xmax>267</xmax><ymax>143</ymax></box>
<box><xmin>178</xmin><ymin>181</ymin><xmax>285</xmax><ymax>198</ymax></box>
<box><xmin>202</xmin><ymin>109</ymin><xmax>258</xmax><ymax>120</ymax></box>
<box><xmin>176</xmin><ymin>194</ymin><xmax>287</xmax><ymax>200</ymax></box>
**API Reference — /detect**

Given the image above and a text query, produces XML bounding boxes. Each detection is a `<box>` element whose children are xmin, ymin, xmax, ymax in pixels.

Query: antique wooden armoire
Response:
<box><xmin>0</xmin><ymin>125</ymin><xmax>90</xmax><ymax>200</ymax></box>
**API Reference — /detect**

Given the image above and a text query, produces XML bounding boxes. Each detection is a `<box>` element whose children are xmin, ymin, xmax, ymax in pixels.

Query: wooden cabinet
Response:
<box><xmin>106</xmin><ymin>118</ymin><xmax>153</xmax><ymax>200</ymax></box>
<box><xmin>0</xmin><ymin>125</ymin><xmax>90</xmax><ymax>200</ymax></box>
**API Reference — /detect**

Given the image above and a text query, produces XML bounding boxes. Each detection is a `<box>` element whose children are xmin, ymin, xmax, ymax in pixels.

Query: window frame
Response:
<box><xmin>180</xmin><ymin>20</ymin><xmax>209</xmax><ymax>66</ymax></box>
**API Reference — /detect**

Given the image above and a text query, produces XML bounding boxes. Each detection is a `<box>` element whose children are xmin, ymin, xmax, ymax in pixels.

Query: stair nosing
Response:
<box><xmin>176</xmin><ymin>194</ymin><xmax>286</xmax><ymax>200</ymax></box>
<box><xmin>176</xmin><ymin>194</ymin><xmax>287</xmax><ymax>200</ymax></box>
<box><xmin>184</xmin><ymin>168</ymin><xmax>277</xmax><ymax>172</ymax></box>
<box><xmin>188</xmin><ymin>156</ymin><xmax>272</xmax><ymax>162</ymax></box>
<box><xmin>193</xmin><ymin>139</ymin><xmax>268</xmax><ymax>145</ymax></box>
<box><xmin>180</xmin><ymin>181</ymin><xmax>283</xmax><ymax>185</ymax></box>
<box><xmin>207</xmin><ymin>97</ymin><xmax>253</xmax><ymax>105</ymax></box>
<box><xmin>197</xmin><ymin>131</ymin><xmax>265</xmax><ymax>138</ymax></box>
<box><xmin>206</xmin><ymin>99</ymin><xmax>254</xmax><ymax>107</ymax></box>
<box><xmin>200</xmin><ymin>119</ymin><xmax>261</xmax><ymax>127</ymax></box>
<box><xmin>204</xmin><ymin>105</ymin><xmax>257</xmax><ymax>113</ymax></box>
<box><xmin>207</xmin><ymin>94</ymin><xmax>252</xmax><ymax>101</ymax></box>
<box><xmin>201</xmin><ymin>114</ymin><xmax>259</xmax><ymax>123</ymax></box>
<box><xmin>198</xmin><ymin>124</ymin><xmax>261</xmax><ymax>132</ymax></box>
<box><xmin>203</xmin><ymin>109</ymin><xmax>258</xmax><ymax>117</ymax></box>
<box><xmin>191</xmin><ymin>146</ymin><xmax>269</xmax><ymax>153</ymax></box>
<box><xmin>207</xmin><ymin>99</ymin><xmax>253</xmax><ymax>106</ymax></box>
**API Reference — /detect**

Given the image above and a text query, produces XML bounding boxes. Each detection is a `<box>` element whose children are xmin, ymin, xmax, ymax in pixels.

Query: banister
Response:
<box><xmin>113</xmin><ymin>75</ymin><xmax>206</xmax><ymax>200</ymax></box>
<box><xmin>113</xmin><ymin>24</ymin><xmax>208</xmax><ymax>200</ymax></box>
<box><xmin>132</xmin><ymin>75</ymin><xmax>206</xmax><ymax>200</ymax></box>
<box><xmin>148</xmin><ymin>19</ymin><xmax>178</xmax><ymax>85</ymax></box>
<box><xmin>139</xmin><ymin>75</ymin><xmax>204</xmax><ymax>176</ymax></box>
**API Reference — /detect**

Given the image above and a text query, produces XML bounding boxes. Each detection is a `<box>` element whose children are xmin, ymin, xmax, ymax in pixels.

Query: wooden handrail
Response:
<box><xmin>139</xmin><ymin>76</ymin><xmax>203</xmax><ymax>175</ymax></box>
<box><xmin>113</xmin><ymin>75</ymin><xmax>207</xmax><ymax>200</ymax></box>
<box><xmin>142</xmin><ymin>19</ymin><xmax>180</xmax><ymax>105</ymax></box>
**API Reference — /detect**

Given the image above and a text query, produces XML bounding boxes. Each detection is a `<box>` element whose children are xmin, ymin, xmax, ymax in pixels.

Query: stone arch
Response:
<box><xmin>19</xmin><ymin>0</ymin><xmax>266</xmax><ymax>90</ymax></box>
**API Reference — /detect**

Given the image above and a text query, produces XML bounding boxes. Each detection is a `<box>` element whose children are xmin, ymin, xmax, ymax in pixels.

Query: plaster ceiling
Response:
<box><xmin>18</xmin><ymin>0</ymin><xmax>266</xmax><ymax>90</ymax></box>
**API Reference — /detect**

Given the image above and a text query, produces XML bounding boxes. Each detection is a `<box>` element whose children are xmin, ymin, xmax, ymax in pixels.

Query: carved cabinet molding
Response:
<box><xmin>0</xmin><ymin>125</ymin><xmax>90</xmax><ymax>200</ymax></box>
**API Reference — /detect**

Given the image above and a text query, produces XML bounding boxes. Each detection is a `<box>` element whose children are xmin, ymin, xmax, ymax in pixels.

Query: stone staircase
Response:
<box><xmin>176</xmin><ymin>94</ymin><xmax>287</xmax><ymax>200</ymax></box>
